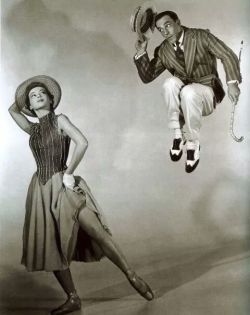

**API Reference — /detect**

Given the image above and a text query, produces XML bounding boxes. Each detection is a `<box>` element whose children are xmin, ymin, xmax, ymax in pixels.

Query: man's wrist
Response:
<box><xmin>134</xmin><ymin>50</ymin><xmax>146</xmax><ymax>60</ymax></box>
<box><xmin>63</xmin><ymin>173</ymin><xmax>74</xmax><ymax>178</ymax></box>
<box><xmin>227</xmin><ymin>80</ymin><xmax>239</xmax><ymax>85</ymax></box>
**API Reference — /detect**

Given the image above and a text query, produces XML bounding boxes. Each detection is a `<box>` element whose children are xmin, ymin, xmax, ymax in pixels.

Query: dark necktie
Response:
<box><xmin>175</xmin><ymin>41</ymin><xmax>185</xmax><ymax>67</ymax></box>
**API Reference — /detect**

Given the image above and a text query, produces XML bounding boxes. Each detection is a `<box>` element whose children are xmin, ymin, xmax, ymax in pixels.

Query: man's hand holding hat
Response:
<box><xmin>135</xmin><ymin>35</ymin><xmax>148</xmax><ymax>58</ymax></box>
<box><xmin>130</xmin><ymin>2</ymin><xmax>157</xmax><ymax>59</ymax></box>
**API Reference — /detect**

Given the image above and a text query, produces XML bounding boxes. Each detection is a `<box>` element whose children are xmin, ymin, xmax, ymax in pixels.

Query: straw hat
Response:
<box><xmin>130</xmin><ymin>2</ymin><xmax>157</xmax><ymax>40</ymax></box>
<box><xmin>15</xmin><ymin>75</ymin><xmax>62</xmax><ymax>117</ymax></box>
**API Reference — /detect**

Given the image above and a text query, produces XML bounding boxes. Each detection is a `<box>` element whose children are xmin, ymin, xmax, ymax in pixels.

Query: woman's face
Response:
<box><xmin>28</xmin><ymin>86</ymin><xmax>51</xmax><ymax>111</ymax></box>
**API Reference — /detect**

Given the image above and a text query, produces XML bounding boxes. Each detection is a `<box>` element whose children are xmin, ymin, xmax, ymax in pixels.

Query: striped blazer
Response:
<box><xmin>134</xmin><ymin>27</ymin><xmax>241</xmax><ymax>103</ymax></box>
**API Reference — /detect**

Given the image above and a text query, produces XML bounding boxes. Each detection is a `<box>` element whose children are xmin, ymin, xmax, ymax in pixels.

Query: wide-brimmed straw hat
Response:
<box><xmin>130</xmin><ymin>2</ymin><xmax>157</xmax><ymax>40</ymax></box>
<box><xmin>15</xmin><ymin>75</ymin><xmax>62</xmax><ymax>117</ymax></box>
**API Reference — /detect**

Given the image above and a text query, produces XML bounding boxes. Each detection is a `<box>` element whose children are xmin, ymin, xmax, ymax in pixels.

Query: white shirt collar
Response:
<box><xmin>173</xmin><ymin>30</ymin><xmax>184</xmax><ymax>49</ymax></box>
<box><xmin>178</xmin><ymin>30</ymin><xmax>184</xmax><ymax>46</ymax></box>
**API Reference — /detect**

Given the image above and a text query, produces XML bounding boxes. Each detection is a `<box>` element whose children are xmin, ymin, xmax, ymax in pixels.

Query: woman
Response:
<box><xmin>9</xmin><ymin>75</ymin><xmax>154</xmax><ymax>315</ymax></box>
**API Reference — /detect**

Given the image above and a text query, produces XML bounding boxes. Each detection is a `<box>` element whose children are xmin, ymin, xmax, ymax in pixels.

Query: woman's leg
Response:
<box><xmin>53</xmin><ymin>268</ymin><xmax>76</xmax><ymax>296</ymax></box>
<box><xmin>51</xmin><ymin>268</ymin><xmax>81</xmax><ymax>315</ymax></box>
<box><xmin>78</xmin><ymin>207</ymin><xmax>131</xmax><ymax>274</ymax></box>
<box><xmin>78</xmin><ymin>207</ymin><xmax>154</xmax><ymax>300</ymax></box>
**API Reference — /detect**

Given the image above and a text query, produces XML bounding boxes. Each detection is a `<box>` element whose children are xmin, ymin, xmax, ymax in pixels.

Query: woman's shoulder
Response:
<box><xmin>56</xmin><ymin>113</ymin><xmax>74</xmax><ymax>136</ymax></box>
<box><xmin>56</xmin><ymin>113</ymin><xmax>71</xmax><ymax>122</ymax></box>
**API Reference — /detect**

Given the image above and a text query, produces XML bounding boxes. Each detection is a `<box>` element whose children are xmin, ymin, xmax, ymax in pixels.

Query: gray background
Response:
<box><xmin>1</xmin><ymin>0</ymin><xmax>250</xmax><ymax>314</ymax></box>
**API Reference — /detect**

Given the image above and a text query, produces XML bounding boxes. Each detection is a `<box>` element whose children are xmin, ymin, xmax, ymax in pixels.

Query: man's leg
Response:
<box><xmin>180</xmin><ymin>83</ymin><xmax>214</xmax><ymax>172</ymax></box>
<box><xmin>162</xmin><ymin>77</ymin><xmax>186</xmax><ymax>161</ymax></box>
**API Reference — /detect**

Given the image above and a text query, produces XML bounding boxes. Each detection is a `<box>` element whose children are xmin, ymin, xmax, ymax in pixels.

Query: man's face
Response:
<box><xmin>156</xmin><ymin>15</ymin><xmax>182</xmax><ymax>44</ymax></box>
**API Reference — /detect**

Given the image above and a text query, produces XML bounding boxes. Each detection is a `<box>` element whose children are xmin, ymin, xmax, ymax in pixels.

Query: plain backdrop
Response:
<box><xmin>0</xmin><ymin>0</ymin><xmax>250</xmax><ymax>305</ymax></box>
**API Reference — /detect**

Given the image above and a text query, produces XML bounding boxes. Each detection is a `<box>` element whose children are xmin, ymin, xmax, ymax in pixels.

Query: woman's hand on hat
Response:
<box><xmin>63</xmin><ymin>173</ymin><xmax>75</xmax><ymax>190</ymax></box>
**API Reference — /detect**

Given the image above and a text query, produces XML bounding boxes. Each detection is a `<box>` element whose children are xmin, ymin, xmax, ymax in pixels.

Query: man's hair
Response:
<box><xmin>155</xmin><ymin>11</ymin><xmax>179</xmax><ymax>25</ymax></box>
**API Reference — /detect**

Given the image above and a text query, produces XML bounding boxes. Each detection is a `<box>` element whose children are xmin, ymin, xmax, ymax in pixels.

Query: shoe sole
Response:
<box><xmin>51</xmin><ymin>305</ymin><xmax>81</xmax><ymax>315</ymax></box>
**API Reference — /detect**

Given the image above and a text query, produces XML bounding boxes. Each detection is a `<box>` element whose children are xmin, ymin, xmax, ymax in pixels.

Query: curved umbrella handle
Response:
<box><xmin>229</xmin><ymin>40</ymin><xmax>244</xmax><ymax>143</ymax></box>
<box><xmin>230</xmin><ymin>103</ymin><xmax>244</xmax><ymax>142</ymax></box>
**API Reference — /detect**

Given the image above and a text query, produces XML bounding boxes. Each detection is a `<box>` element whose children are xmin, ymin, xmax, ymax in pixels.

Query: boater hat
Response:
<box><xmin>15</xmin><ymin>75</ymin><xmax>62</xmax><ymax>117</ymax></box>
<box><xmin>130</xmin><ymin>2</ymin><xmax>157</xmax><ymax>40</ymax></box>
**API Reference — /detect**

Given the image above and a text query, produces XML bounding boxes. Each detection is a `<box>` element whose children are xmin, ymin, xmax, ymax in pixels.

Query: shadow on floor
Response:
<box><xmin>1</xmin><ymin>239</ymin><xmax>249</xmax><ymax>314</ymax></box>
<box><xmin>83</xmin><ymin>239</ymin><xmax>250</xmax><ymax>300</ymax></box>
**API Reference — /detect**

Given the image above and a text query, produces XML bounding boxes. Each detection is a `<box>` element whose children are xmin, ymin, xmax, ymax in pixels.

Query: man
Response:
<box><xmin>134</xmin><ymin>11</ymin><xmax>241</xmax><ymax>173</ymax></box>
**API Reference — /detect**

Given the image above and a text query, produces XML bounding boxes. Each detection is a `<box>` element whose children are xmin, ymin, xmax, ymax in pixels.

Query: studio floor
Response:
<box><xmin>1</xmin><ymin>240</ymin><xmax>250</xmax><ymax>315</ymax></box>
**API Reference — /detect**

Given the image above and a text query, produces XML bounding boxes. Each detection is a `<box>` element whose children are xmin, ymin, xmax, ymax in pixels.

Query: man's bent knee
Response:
<box><xmin>180</xmin><ymin>85</ymin><xmax>199</xmax><ymax>101</ymax></box>
<box><xmin>163</xmin><ymin>77</ymin><xmax>184</xmax><ymax>90</ymax></box>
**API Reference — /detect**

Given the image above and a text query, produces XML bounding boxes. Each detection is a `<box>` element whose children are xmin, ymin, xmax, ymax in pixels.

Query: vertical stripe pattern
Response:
<box><xmin>134</xmin><ymin>27</ymin><xmax>241</xmax><ymax>102</ymax></box>
<box><xmin>29</xmin><ymin>112</ymin><xmax>70</xmax><ymax>185</ymax></box>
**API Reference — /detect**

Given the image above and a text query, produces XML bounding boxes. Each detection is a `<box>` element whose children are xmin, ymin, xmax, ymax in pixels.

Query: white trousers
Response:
<box><xmin>163</xmin><ymin>77</ymin><xmax>215</xmax><ymax>141</ymax></box>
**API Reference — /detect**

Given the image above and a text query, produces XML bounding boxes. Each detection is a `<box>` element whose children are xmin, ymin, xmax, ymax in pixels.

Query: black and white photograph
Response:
<box><xmin>1</xmin><ymin>1</ymin><xmax>250</xmax><ymax>314</ymax></box>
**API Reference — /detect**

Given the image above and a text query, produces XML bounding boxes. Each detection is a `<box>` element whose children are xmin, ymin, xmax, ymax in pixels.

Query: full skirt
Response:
<box><xmin>21</xmin><ymin>172</ymin><xmax>111</xmax><ymax>272</ymax></box>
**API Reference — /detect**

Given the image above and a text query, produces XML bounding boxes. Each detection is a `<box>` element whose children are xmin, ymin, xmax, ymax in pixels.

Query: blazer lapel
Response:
<box><xmin>162</xmin><ymin>41</ymin><xmax>186</xmax><ymax>77</ymax></box>
<box><xmin>183</xmin><ymin>28</ymin><xmax>197</xmax><ymax>77</ymax></box>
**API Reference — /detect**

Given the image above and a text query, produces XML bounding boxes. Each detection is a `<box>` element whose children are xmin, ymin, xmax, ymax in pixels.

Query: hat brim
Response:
<box><xmin>15</xmin><ymin>75</ymin><xmax>62</xmax><ymax>117</ymax></box>
<box><xmin>130</xmin><ymin>3</ymin><xmax>157</xmax><ymax>39</ymax></box>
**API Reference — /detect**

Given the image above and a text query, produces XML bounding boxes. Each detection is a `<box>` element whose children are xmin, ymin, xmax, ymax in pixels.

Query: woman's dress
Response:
<box><xmin>21</xmin><ymin>112</ymin><xmax>110</xmax><ymax>271</ymax></box>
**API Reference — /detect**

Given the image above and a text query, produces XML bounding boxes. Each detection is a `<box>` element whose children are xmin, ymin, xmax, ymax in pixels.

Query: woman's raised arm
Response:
<box><xmin>8</xmin><ymin>103</ymin><xmax>33</xmax><ymax>134</ymax></box>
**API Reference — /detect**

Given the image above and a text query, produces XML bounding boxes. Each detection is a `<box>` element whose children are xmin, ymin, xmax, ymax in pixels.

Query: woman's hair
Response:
<box><xmin>155</xmin><ymin>11</ymin><xmax>179</xmax><ymax>25</ymax></box>
<box><xmin>25</xmin><ymin>82</ymin><xmax>54</xmax><ymax>115</ymax></box>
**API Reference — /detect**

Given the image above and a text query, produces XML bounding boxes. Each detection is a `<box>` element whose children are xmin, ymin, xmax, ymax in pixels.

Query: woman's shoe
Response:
<box><xmin>126</xmin><ymin>271</ymin><xmax>154</xmax><ymax>301</ymax></box>
<box><xmin>50</xmin><ymin>292</ymin><xmax>81</xmax><ymax>315</ymax></box>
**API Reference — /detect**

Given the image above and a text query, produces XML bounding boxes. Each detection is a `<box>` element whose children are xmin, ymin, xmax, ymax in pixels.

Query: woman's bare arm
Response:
<box><xmin>58</xmin><ymin>114</ymin><xmax>88</xmax><ymax>174</ymax></box>
<box><xmin>8</xmin><ymin>103</ymin><xmax>33</xmax><ymax>134</ymax></box>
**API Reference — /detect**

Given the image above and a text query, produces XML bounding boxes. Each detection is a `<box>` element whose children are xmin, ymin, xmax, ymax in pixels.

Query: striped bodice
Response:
<box><xmin>29</xmin><ymin>112</ymin><xmax>70</xmax><ymax>184</ymax></box>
